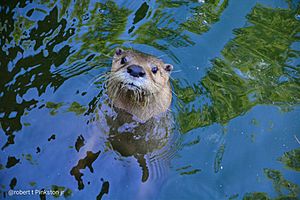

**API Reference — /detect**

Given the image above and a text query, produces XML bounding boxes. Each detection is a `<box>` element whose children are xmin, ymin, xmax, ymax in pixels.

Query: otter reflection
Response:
<box><xmin>106</xmin><ymin>107</ymin><xmax>173</xmax><ymax>182</ymax></box>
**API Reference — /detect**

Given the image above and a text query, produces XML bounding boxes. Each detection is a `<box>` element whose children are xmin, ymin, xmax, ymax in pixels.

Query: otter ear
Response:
<box><xmin>164</xmin><ymin>64</ymin><xmax>173</xmax><ymax>72</ymax></box>
<box><xmin>115</xmin><ymin>48</ymin><xmax>124</xmax><ymax>56</ymax></box>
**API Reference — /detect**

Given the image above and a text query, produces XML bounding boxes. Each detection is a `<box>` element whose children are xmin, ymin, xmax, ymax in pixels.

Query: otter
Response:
<box><xmin>107</xmin><ymin>48</ymin><xmax>173</xmax><ymax>121</ymax></box>
<box><xmin>71</xmin><ymin>49</ymin><xmax>176</xmax><ymax>196</ymax></box>
<box><xmin>103</xmin><ymin>48</ymin><xmax>176</xmax><ymax>183</ymax></box>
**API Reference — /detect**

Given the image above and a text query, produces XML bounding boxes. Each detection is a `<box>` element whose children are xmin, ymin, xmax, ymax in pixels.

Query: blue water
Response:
<box><xmin>1</xmin><ymin>0</ymin><xmax>300</xmax><ymax>199</ymax></box>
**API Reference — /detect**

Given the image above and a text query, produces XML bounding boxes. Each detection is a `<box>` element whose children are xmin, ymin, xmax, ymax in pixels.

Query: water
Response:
<box><xmin>1</xmin><ymin>0</ymin><xmax>300</xmax><ymax>199</ymax></box>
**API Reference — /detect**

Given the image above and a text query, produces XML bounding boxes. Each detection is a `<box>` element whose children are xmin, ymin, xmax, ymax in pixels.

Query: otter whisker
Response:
<box><xmin>116</xmin><ymin>85</ymin><xmax>125</xmax><ymax>103</ymax></box>
<box><xmin>105</xmin><ymin>73</ymin><xmax>124</xmax><ymax>85</ymax></box>
<box><xmin>156</xmin><ymin>54</ymin><xmax>167</xmax><ymax>59</ymax></box>
<box><xmin>166</xmin><ymin>107</ymin><xmax>172</xmax><ymax>112</ymax></box>
<box><xmin>151</xmin><ymin>82</ymin><xmax>163</xmax><ymax>93</ymax></box>
<box><xmin>136</xmin><ymin>88</ymin><xmax>142</xmax><ymax>107</ymax></box>
<box><xmin>105</xmin><ymin>76</ymin><xmax>119</xmax><ymax>85</ymax></box>
<box><xmin>171</xmin><ymin>70</ymin><xmax>182</xmax><ymax>73</ymax></box>
<box><xmin>134</xmin><ymin>89</ymin><xmax>140</xmax><ymax>108</ymax></box>
<box><xmin>145</xmin><ymin>95</ymin><xmax>150</xmax><ymax>107</ymax></box>
<box><xmin>89</xmin><ymin>73</ymin><xmax>107</xmax><ymax>86</ymax></box>
<box><xmin>87</xmin><ymin>72</ymin><xmax>115</xmax><ymax>91</ymax></box>
<box><xmin>143</xmin><ymin>92</ymin><xmax>147</xmax><ymax>107</ymax></box>
<box><xmin>171</xmin><ymin>90</ymin><xmax>178</xmax><ymax>98</ymax></box>
<box><xmin>169</xmin><ymin>76</ymin><xmax>175</xmax><ymax>81</ymax></box>
<box><xmin>90</xmin><ymin>70</ymin><xmax>115</xmax><ymax>82</ymax></box>
<box><xmin>141</xmin><ymin>91</ymin><xmax>146</xmax><ymax>107</ymax></box>
<box><xmin>115</xmin><ymin>84</ymin><xmax>124</xmax><ymax>102</ymax></box>
<box><xmin>111</xmin><ymin>83</ymin><xmax>121</xmax><ymax>107</ymax></box>
<box><xmin>109</xmin><ymin>83</ymin><xmax>116</xmax><ymax>106</ymax></box>
<box><xmin>134</xmin><ymin>89</ymin><xmax>138</xmax><ymax>102</ymax></box>
<box><xmin>137</xmin><ymin>89</ymin><xmax>140</xmax><ymax>104</ymax></box>
<box><xmin>100</xmin><ymin>53</ymin><xmax>111</xmax><ymax>58</ymax></box>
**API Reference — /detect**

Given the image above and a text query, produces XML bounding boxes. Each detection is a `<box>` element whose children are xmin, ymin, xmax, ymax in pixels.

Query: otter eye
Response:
<box><xmin>151</xmin><ymin>66</ymin><xmax>158</xmax><ymax>74</ymax></box>
<box><xmin>121</xmin><ymin>57</ymin><xmax>127</xmax><ymax>64</ymax></box>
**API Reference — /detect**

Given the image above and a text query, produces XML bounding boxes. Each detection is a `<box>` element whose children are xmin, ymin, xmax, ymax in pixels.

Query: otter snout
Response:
<box><xmin>127</xmin><ymin>65</ymin><xmax>146</xmax><ymax>78</ymax></box>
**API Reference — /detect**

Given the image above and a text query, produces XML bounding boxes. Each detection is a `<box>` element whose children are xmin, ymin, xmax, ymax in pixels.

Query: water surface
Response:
<box><xmin>1</xmin><ymin>0</ymin><xmax>300</xmax><ymax>199</ymax></box>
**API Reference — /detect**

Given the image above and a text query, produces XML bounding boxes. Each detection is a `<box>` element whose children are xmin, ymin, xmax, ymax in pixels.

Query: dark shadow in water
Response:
<box><xmin>75</xmin><ymin>135</ymin><xmax>85</xmax><ymax>152</ymax></box>
<box><xmin>5</xmin><ymin>156</ymin><xmax>20</xmax><ymax>168</ymax></box>
<box><xmin>9</xmin><ymin>177</ymin><xmax>17</xmax><ymax>190</ymax></box>
<box><xmin>96</xmin><ymin>180</ymin><xmax>109</xmax><ymax>200</ymax></box>
<box><xmin>70</xmin><ymin>150</ymin><xmax>101</xmax><ymax>190</ymax></box>
<box><xmin>1</xmin><ymin>2</ymin><xmax>74</xmax><ymax>149</ymax></box>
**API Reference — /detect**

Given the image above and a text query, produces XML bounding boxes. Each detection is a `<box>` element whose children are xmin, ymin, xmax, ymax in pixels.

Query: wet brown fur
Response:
<box><xmin>106</xmin><ymin>49</ymin><xmax>173</xmax><ymax>121</ymax></box>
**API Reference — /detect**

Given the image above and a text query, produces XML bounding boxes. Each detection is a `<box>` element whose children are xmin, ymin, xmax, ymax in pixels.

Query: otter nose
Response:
<box><xmin>127</xmin><ymin>65</ymin><xmax>146</xmax><ymax>78</ymax></box>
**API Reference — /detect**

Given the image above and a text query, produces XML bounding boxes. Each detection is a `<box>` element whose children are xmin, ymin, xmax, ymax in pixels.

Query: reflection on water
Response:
<box><xmin>0</xmin><ymin>0</ymin><xmax>300</xmax><ymax>199</ymax></box>
<box><xmin>176</xmin><ymin>3</ymin><xmax>300</xmax><ymax>133</ymax></box>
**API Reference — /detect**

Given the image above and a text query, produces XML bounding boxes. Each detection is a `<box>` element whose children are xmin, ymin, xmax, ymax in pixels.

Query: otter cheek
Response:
<box><xmin>156</xmin><ymin>77</ymin><xmax>165</xmax><ymax>87</ymax></box>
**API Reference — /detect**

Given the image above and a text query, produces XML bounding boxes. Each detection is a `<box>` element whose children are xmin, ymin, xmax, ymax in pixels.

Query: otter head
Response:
<box><xmin>107</xmin><ymin>48</ymin><xmax>173</xmax><ymax>121</ymax></box>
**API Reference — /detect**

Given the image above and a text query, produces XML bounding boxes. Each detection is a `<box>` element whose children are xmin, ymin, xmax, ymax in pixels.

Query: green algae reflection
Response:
<box><xmin>278</xmin><ymin>148</ymin><xmax>300</xmax><ymax>172</ymax></box>
<box><xmin>176</xmin><ymin>4</ymin><xmax>300</xmax><ymax>133</ymax></box>
<box><xmin>262</xmin><ymin>168</ymin><xmax>300</xmax><ymax>199</ymax></box>
<box><xmin>132</xmin><ymin>0</ymin><xmax>229</xmax><ymax>62</ymax></box>
<box><xmin>67</xmin><ymin>102</ymin><xmax>86</xmax><ymax>116</ymax></box>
